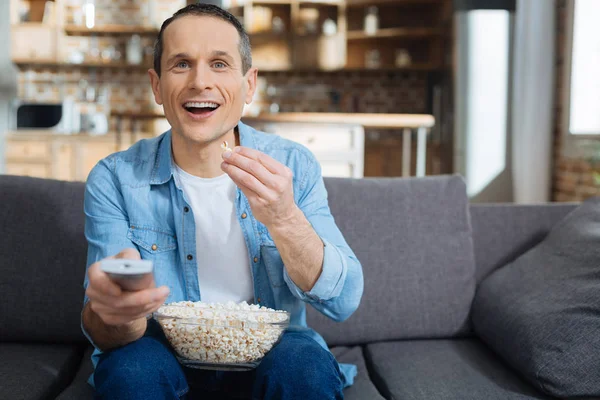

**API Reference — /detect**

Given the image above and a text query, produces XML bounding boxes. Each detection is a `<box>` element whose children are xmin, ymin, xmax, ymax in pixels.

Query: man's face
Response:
<box><xmin>149</xmin><ymin>15</ymin><xmax>257</xmax><ymax>145</ymax></box>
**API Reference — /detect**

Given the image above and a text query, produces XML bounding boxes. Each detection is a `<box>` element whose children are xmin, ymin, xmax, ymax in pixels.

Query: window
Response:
<box><xmin>567</xmin><ymin>0</ymin><xmax>600</xmax><ymax>135</ymax></box>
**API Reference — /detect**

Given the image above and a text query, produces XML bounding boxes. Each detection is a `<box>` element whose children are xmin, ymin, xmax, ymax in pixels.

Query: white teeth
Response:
<box><xmin>184</xmin><ymin>101</ymin><xmax>219</xmax><ymax>109</ymax></box>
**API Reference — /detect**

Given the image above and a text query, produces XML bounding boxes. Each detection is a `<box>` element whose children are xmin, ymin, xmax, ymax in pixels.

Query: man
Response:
<box><xmin>82</xmin><ymin>3</ymin><xmax>363</xmax><ymax>399</ymax></box>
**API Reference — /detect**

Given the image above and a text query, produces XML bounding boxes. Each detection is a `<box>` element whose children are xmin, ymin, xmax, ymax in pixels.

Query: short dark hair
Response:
<box><xmin>153</xmin><ymin>3</ymin><xmax>252</xmax><ymax>77</ymax></box>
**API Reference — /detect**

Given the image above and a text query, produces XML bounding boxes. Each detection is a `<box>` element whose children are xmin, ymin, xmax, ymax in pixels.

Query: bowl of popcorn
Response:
<box><xmin>153</xmin><ymin>301</ymin><xmax>290</xmax><ymax>371</ymax></box>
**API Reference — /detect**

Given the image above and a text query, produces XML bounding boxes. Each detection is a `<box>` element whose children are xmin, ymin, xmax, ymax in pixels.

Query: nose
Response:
<box><xmin>188</xmin><ymin>63</ymin><xmax>214</xmax><ymax>91</ymax></box>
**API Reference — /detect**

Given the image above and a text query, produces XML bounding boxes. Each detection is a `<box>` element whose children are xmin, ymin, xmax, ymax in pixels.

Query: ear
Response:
<box><xmin>148</xmin><ymin>69</ymin><xmax>163</xmax><ymax>105</ymax></box>
<box><xmin>244</xmin><ymin>67</ymin><xmax>259</xmax><ymax>105</ymax></box>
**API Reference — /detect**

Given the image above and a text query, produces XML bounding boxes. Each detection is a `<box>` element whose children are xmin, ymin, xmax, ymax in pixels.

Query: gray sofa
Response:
<box><xmin>0</xmin><ymin>173</ymin><xmax>580</xmax><ymax>400</ymax></box>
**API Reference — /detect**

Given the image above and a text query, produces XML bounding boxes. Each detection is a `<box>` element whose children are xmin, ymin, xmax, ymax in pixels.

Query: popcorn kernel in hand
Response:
<box><xmin>221</xmin><ymin>141</ymin><xmax>232</xmax><ymax>152</ymax></box>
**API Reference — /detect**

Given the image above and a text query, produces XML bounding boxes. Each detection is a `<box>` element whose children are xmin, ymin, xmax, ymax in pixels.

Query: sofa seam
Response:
<box><xmin>362</xmin><ymin>344</ymin><xmax>396</xmax><ymax>400</ymax></box>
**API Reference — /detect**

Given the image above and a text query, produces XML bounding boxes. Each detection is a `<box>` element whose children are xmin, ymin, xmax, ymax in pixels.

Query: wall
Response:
<box><xmin>0</xmin><ymin>0</ymin><xmax>18</xmax><ymax>173</ymax></box>
<box><xmin>552</xmin><ymin>0</ymin><xmax>600</xmax><ymax>201</ymax></box>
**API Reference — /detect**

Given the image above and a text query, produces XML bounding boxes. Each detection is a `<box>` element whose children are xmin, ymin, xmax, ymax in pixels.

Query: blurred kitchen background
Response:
<box><xmin>0</xmin><ymin>0</ymin><xmax>599</xmax><ymax>203</ymax></box>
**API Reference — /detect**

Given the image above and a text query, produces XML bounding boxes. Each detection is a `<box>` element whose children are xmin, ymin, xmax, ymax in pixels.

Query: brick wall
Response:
<box><xmin>552</xmin><ymin>0</ymin><xmax>600</xmax><ymax>201</ymax></box>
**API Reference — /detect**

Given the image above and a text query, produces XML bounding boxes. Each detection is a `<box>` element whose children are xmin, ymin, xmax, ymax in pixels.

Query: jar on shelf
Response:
<box><xmin>127</xmin><ymin>34</ymin><xmax>143</xmax><ymax>65</ymax></box>
<box><xmin>365</xmin><ymin>49</ymin><xmax>381</xmax><ymax>69</ymax></box>
<box><xmin>364</xmin><ymin>6</ymin><xmax>378</xmax><ymax>35</ymax></box>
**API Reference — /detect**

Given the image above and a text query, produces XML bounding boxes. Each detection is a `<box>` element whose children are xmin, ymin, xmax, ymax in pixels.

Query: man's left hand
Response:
<box><xmin>221</xmin><ymin>146</ymin><xmax>299</xmax><ymax>228</ymax></box>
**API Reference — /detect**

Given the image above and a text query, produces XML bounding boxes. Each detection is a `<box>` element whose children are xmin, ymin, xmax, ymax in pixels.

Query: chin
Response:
<box><xmin>176</xmin><ymin>125</ymin><xmax>224</xmax><ymax>145</ymax></box>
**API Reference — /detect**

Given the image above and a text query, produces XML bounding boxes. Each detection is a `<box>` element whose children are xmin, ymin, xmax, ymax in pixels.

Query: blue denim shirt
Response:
<box><xmin>82</xmin><ymin>121</ymin><xmax>364</xmax><ymax>388</ymax></box>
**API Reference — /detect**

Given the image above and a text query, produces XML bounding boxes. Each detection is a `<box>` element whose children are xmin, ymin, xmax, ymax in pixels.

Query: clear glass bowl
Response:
<box><xmin>153</xmin><ymin>303</ymin><xmax>290</xmax><ymax>371</ymax></box>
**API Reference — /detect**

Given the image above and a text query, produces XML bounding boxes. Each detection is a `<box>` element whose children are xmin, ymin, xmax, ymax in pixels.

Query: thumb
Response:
<box><xmin>115</xmin><ymin>248</ymin><xmax>141</xmax><ymax>260</ymax></box>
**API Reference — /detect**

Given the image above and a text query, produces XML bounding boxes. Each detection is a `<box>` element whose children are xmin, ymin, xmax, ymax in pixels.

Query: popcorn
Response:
<box><xmin>155</xmin><ymin>301</ymin><xmax>289</xmax><ymax>365</ymax></box>
<box><xmin>220</xmin><ymin>141</ymin><xmax>232</xmax><ymax>152</ymax></box>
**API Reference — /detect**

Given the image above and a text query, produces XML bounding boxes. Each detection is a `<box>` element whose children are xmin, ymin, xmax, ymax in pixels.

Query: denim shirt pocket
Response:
<box><xmin>261</xmin><ymin>244</ymin><xmax>286</xmax><ymax>288</ymax></box>
<box><xmin>127</xmin><ymin>226</ymin><xmax>177</xmax><ymax>257</ymax></box>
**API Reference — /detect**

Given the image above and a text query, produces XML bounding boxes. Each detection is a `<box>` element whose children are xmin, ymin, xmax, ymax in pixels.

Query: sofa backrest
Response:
<box><xmin>308</xmin><ymin>175</ymin><xmax>477</xmax><ymax>346</ymax></box>
<box><xmin>469</xmin><ymin>203</ymin><xmax>577</xmax><ymax>284</ymax></box>
<box><xmin>0</xmin><ymin>175</ymin><xmax>88</xmax><ymax>343</ymax></box>
<box><xmin>1</xmin><ymin>174</ymin><xmax>576</xmax><ymax>348</ymax></box>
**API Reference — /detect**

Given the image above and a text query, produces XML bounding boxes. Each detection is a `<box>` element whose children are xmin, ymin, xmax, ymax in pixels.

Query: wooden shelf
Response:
<box><xmin>64</xmin><ymin>24</ymin><xmax>158</xmax><ymax>36</ymax></box>
<box><xmin>347</xmin><ymin>27</ymin><xmax>441</xmax><ymax>40</ymax></box>
<box><xmin>346</xmin><ymin>0</ymin><xmax>443</xmax><ymax>7</ymax></box>
<box><xmin>229</xmin><ymin>0</ymin><xmax>293</xmax><ymax>8</ymax></box>
<box><xmin>298</xmin><ymin>0</ymin><xmax>344</xmax><ymax>5</ymax></box>
<box><xmin>249</xmin><ymin>31</ymin><xmax>292</xmax><ymax>39</ymax></box>
<box><xmin>256</xmin><ymin>64</ymin><xmax>441</xmax><ymax>72</ymax></box>
<box><xmin>11</xmin><ymin>22</ymin><xmax>56</xmax><ymax>28</ymax></box>
<box><xmin>13</xmin><ymin>59</ymin><xmax>152</xmax><ymax>69</ymax></box>
<box><xmin>112</xmin><ymin>112</ymin><xmax>165</xmax><ymax>120</ymax></box>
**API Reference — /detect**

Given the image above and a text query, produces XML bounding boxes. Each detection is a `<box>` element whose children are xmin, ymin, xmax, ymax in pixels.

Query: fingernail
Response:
<box><xmin>233</xmin><ymin>147</ymin><xmax>241</xmax><ymax>153</ymax></box>
<box><xmin>153</xmin><ymin>287</ymin><xmax>170</xmax><ymax>301</ymax></box>
<box><xmin>222</xmin><ymin>150</ymin><xmax>232</xmax><ymax>159</ymax></box>
<box><xmin>221</xmin><ymin>162</ymin><xmax>228</xmax><ymax>170</ymax></box>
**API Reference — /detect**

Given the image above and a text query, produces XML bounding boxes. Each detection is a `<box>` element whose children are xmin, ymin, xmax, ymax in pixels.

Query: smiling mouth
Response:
<box><xmin>183</xmin><ymin>101</ymin><xmax>220</xmax><ymax>115</ymax></box>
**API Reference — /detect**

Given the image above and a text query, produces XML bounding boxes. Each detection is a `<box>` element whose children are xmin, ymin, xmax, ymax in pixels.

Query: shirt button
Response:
<box><xmin>187</xmin><ymin>254</ymin><xmax>193</xmax><ymax>261</ymax></box>
<box><xmin>151</xmin><ymin>244</ymin><xmax>158</xmax><ymax>251</ymax></box>
<box><xmin>257</xmin><ymin>297</ymin><xmax>261</xmax><ymax>303</ymax></box>
<box><xmin>241</xmin><ymin>213</ymin><xmax>247</xmax><ymax>219</ymax></box>
<box><xmin>253</xmin><ymin>257</ymin><xmax>258</xmax><ymax>263</ymax></box>
<box><xmin>184</xmin><ymin>206</ymin><xmax>190</xmax><ymax>213</ymax></box>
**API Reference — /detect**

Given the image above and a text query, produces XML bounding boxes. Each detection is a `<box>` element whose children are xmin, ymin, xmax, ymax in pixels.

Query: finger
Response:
<box><xmin>115</xmin><ymin>248</ymin><xmax>141</xmax><ymax>260</ymax></box>
<box><xmin>93</xmin><ymin>299</ymin><xmax>164</xmax><ymax>320</ymax></box>
<box><xmin>222</xmin><ymin>162</ymin><xmax>273</xmax><ymax>200</ymax></box>
<box><xmin>231</xmin><ymin>147</ymin><xmax>290</xmax><ymax>176</ymax></box>
<box><xmin>222</xmin><ymin>151</ymin><xmax>275</xmax><ymax>187</ymax></box>
<box><xmin>87</xmin><ymin>262</ymin><xmax>122</xmax><ymax>297</ymax></box>
<box><xmin>113</xmin><ymin>286</ymin><xmax>170</xmax><ymax>309</ymax></box>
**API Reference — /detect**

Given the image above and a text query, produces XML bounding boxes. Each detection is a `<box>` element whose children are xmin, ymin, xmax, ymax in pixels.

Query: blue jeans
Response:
<box><xmin>93</xmin><ymin>328</ymin><xmax>344</xmax><ymax>400</ymax></box>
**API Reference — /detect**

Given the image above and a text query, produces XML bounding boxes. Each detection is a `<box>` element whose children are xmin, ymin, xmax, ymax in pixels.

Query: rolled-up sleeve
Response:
<box><xmin>283</xmin><ymin>153</ymin><xmax>364</xmax><ymax>322</ymax></box>
<box><xmin>82</xmin><ymin>158</ymin><xmax>137</xmax><ymax>350</ymax></box>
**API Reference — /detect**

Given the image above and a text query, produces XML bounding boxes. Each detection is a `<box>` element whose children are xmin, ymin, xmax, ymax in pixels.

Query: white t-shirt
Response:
<box><xmin>175</xmin><ymin>165</ymin><xmax>254</xmax><ymax>304</ymax></box>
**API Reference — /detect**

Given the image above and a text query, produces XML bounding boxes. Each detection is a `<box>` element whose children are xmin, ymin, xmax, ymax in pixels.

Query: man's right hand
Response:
<box><xmin>85</xmin><ymin>248</ymin><xmax>170</xmax><ymax>327</ymax></box>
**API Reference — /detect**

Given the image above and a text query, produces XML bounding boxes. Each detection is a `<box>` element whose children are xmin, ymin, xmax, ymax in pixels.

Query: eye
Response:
<box><xmin>213</xmin><ymin>61</ymin><xmax>227</xmax><ymax>69</ymax></box>
<box><xmin>175</xmin><ymin>60</ymin><xmax>189</xmax><ymax>69</ymax></box>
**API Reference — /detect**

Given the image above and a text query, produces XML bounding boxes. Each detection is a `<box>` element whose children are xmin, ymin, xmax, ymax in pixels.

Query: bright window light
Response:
<box><xmin>569</xmin><ymin>0</ymin><xmax>600</xmax><ymax>135</ymax></box>
<box><xmin>466</xmin><ymin>10</ymin><xmax>510</xmax><ymax>197</ymax></box>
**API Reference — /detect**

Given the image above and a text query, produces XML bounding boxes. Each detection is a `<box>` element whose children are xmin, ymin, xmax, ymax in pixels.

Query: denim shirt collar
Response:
<box><xmin>149</xmin><ymin>120</ymin><xmax>256</xmax><ymax>186</ymax></box>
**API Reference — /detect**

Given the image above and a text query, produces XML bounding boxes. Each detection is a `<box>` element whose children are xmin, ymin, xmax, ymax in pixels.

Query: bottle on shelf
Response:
<box><xmin>84</xmin><ymin>0</ymin><xmax>95</xmax><ymax>29</ymax></box>
<box><xmin>364</xmin><ymin>6</ymin><xmax>379</xmax><ymax>36</ymax></box>
<box><xmin>127</xmin><ymin>35</ymin><xmax>143</xmax><ymax>65</ymax></box>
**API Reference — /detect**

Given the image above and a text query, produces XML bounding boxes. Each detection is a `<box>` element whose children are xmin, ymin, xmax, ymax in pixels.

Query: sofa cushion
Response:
<box><xmin>330</xmin><ymin>346</ymin><xmax>385</xmax><ymax>400</ymax></box>
<box><xmin>469</xmin><ymin>203</ymin><xmax>576</xmax><ymax>283</ymax></box>
<box><xmin>0</xmin><ymin>176</ymin><xmax>87</xmax><ymax>343</ymax></box>
<box><xmin>472</xmin><ymin>198</ymin><xmax>600</xmax><ymax>398</ymax></box>
<box><xmin>308</xmin><ymin>176</ymin><xmax>476</xmax><ymax>345</ymax></box>
<box><xmin>0</xmin><ymin>343</ymin><xmax>84</xmax><ymax>400</ymax></box>
<box><xmin>365</xmin><ymin>339</ymin><xmax>552</xmax><ymax>400</ymax></box>
<box><xmin>55</xmin><ymin>347</ymin><xmax>95</xmax><ymax>400</ymax></box>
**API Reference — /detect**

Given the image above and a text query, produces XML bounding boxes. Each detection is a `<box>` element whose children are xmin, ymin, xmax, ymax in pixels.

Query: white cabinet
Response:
<box><xmin>11</xmin><ymin>25</ymin><xmax>57</xmax><ymax>61</ymax></box>
<box><xmin>251</xmin><ymin>122</ymin><xmax>365</xmax><ymax>178</ymax></box>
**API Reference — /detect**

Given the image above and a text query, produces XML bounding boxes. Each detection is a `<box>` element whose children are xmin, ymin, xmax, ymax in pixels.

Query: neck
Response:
<box><xmin>171</xmin><ymin>128</ymin><xmax>239</xmax><ymax>178</ymax></box>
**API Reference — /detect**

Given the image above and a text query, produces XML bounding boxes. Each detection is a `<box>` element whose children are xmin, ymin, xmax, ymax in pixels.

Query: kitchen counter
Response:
<box><xmin>110</xmin><ymin>111</ymin><xmax>435</xmax><ymax>130</ymax></box>
<box><xmin>6</xmin><ymin>130</ymin><xmax>118</xmax><ymax>139</ymax></box>
<box><xmin>243</xmin><ymin>113</ymin><xmax>435</xmax><ymax>129</ymax></box>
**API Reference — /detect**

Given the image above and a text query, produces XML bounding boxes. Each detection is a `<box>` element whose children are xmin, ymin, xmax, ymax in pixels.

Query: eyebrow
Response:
<box><xmin>165</xmin><ymin>52</ymin><xmax>190</xmax><ymax>67</ymax></box>
<box><xmin>165</xmin><ymin>51</ymin><xmax>235</xmax><ymax>66</ymax></box>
